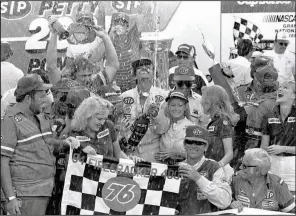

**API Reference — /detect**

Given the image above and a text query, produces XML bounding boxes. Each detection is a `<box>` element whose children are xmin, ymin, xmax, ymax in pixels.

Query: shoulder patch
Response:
<box><xmin>155</xmin><ymin>95</ymin><xmax>164</xmax><ymax>103</ymax></box>
<box><xmin>287</xmin><ymin>117</ymin><xmax>295</xmax><ymax>123</ymax></box>
<box><xmin>268</xmin><ymin>118</ymin><xmax>281</xmax><ymax>124</ymax></box>
<box><xmin>123</xmin><ymin>97</ymin><xmax>134</xmax><ymax>105</ymax></box>
<box><xmin>208</xmin><ymin>126</ymin><xmax>215</xmax><ymax>132</ymax></box>
<box><xmin>14</xmin><ymin>114</ymin><xmax>23</xmax><ymax>123</ymax></box>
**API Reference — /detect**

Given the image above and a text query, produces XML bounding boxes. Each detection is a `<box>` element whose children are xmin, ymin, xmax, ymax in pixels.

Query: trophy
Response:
<box><xmin>140</xmin><ymin>33</ymin><xmax>173</xmax><ymax>90</ymax></box>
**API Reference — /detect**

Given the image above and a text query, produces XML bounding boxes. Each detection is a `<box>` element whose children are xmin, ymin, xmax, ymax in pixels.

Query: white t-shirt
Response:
<box><xmin>225</xmin><ymin>56</ymin><xmax>252</xmax><ymax>87</ymax></box>
<box><xmin>66</xmin><ymin>37</ymin><xmax>105</xmax><ymax>66</ymax></box>
<box><xmin>1</xmin><ymin>87</ymin><xmax>16</xmax><ymax>118</ymax></box>
<box><xmin>1</xmin><ymin>62</ymin><xmax>24</xmax><ymax>96</ymax></box>
<box><xmin>263</xmin><ymin>50</ymin><xmax>295</xmax><ymax>85</ymax></box>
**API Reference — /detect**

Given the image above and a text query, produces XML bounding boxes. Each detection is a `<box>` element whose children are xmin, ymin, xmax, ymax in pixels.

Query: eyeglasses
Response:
<box><xmin>184</xmin><ymin>139</ymin><xmax>206</xmax><ymax>146</ymax></box>
<box><xmin>241</xmin><ymin>163</ymin><xmax>258</xmax><ymax>170</ymax></box>
<box><xmin>177</xmin><ymin>55</ymin><xmax>189</xmax><ymax>60</ymax></box>
<box><xmin>278</xmin><ymin>42</ymin><xmax>289</xmax><ymax>47</ymax></box>
<box><xmin>176</xmin><ymin>81</ymin><xmax>193</xmax><ymax>88</ymax></box>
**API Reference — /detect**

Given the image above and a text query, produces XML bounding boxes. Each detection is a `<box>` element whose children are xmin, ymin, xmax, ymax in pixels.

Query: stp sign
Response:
<box><xmin>1</xmin><ymin>1</ymin><xmax>32</xmax><ymax>20</ymax></box>
<box><xmin>111</xmin><ymin>1</ymin><xmax>154</xmax><ymax>14</ymax></box>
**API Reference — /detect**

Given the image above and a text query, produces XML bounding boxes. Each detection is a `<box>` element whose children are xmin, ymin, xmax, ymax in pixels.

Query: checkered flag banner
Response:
<box><xmin>61</xmin><ymin>148</ymin><xmax>181</xmax><ymax>215</ymax></box>
<box><xmin>233</xmin><ymin>16</ymin><xmax>264</xmax><ymax>45</ymax></box>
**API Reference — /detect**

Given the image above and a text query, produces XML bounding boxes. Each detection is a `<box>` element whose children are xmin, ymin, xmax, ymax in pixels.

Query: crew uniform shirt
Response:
<box><xmin>237</xmin><ymin>81</ymin><xmax>261</xmax><ymax>115</ymax></box>
<box><xmin>231</xmin><ymin>173</ymin><xmax>295</xmax><ymax>213</ymax></box>
<box><xmin>206</xmin><ymin>114</ymin><xmax>234</xmax><ymax>162</ymax></box>
<box><xmin>69</xmin><ymin>120</ymin><xmax>117</xmax><ymax>158</ymax></box>
<box><xmin>225</xmin><ymin>56</ymin><xmax>252</xmax><ymax>87</ymax></box>
<box><xmin>262</xmin><ymin>105</ymin><xmax>296</xmax><ymax>155</ymax></box>
<box><xmin>0</xmin><ymin>104</ymin><xmax>56</xmax><ymax>197</ymax></box>
<box><xmin>177</xmin><ymin>156</ymin><xmax>232</xmax><ymax>214</ymax></box>
<box><xmin>245</xmin><ymin>91</ymin><xmax>277</xmax><ymax>149</ymax></box>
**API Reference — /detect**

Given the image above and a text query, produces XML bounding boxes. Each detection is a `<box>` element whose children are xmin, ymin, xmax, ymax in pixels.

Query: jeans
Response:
<box><xmin>18</xmin><ymin>197</ymin><xmax>49</xmax><ymax>215</ymax></box>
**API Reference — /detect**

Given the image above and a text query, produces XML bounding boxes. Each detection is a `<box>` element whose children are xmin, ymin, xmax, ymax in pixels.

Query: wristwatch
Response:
<box><xmin>8</xmin><ymin>196</ymin><xmax>16</xmax><ymax>201</ymax></box>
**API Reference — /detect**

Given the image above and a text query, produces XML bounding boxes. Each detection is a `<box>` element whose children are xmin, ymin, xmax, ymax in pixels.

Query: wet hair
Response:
<box><xmin>201</xmin><ymin>85</ymin><xmax>240</xmax><ymax>126</ymax></box>
<box><xmin>244</xmin><ymin>148</ymin><xmax>271</xmax><ymax>175</ymax></box>
<box><xmin>28</xmin><ymin>69</ymin><xmax>50</xmax><ymax>84</ymax></box>
<box><xmin>62</xmin><ymin>57</ymin><xmax>95</xmax><ymax>79</ymax></box>
<box><xmin>131</xmin><ymin>59</ymin><xmax>154</xmax><ymax>77</ymax></box>
<box><xmin>237</xmin><ymin>39</ymin><xmax>253</xmax><ymax>57</ymax></box>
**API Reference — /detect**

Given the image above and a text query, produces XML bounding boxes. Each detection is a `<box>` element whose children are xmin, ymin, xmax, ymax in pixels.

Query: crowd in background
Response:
<box><xmin>1</xmin><ymin>9</ymin><xmax>295</xmax><ymax>215</ymax></box>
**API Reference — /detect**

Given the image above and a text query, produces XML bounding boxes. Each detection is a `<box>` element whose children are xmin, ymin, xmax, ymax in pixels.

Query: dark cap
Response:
<box><xmin>173</xmin><ymin>65</ymin><xmax>195</xmax><ymax>81</ymax></box>
<box><xmin>14</xmin><ymin>74</ymin><xmax>53</xmax><ymax>98</ymax></box>
<box><xmin>255</xmin><ymin>65</ymin><xmax>278</xmax><ymax>83</ymax></box>
<box><xmin>185</xmin><ymin>125</ymin><xmax>209</xmax><ymax>144</ymax></box>
<box><xmin>165</xmin><ymin>90</ymin><xmax>188</xmax><ymax>103</ymax></box>
<box><xmin>52</xmin><ymin>78</ymin><xmax>82</xmax><ymax>93</ymax></box>
<box><xmin>65</xmin><ymin>89</ymin><xmax>90</xmax><ymax>108</ymax></box>
<box><xmin>111</xmin><ymin>12</ymin><xmax>129</xmax><ymax>24</ymax></box>
<box><xmin>176</xmin><ymin>44</ymin><xmax>196</xmax><ymax>57</ymax></box>
<box><xmin>132</xmin><ymin>58</ymin><xmax>153</xmax><ymax>69</ymax></box>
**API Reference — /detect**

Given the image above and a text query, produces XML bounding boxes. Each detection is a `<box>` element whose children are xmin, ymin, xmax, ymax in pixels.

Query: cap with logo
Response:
<box><xmin>275</xmin><ymin>31</ymin><xmax>289</xmax><ymax>41</ymax></box>
<box><xmin>185</xmin><ymin>125</ymin><xmax>209</xmax><ymax>144</ymax></box>
<box><xmin>165</xmin><ymin>90</ymin><xmax>188</xmax><ymax>103</ymax></box>
<box><xmin>14</xmin><ymin>74</ymin><xmax>53</xmax><ymax>98</ymax></box>
<box><xmin>173</xmin><ymin>65</ymin><xmax>195</xmax><ymax>81</ymax></box>
<box><xmin>176</xmin><ymin>44</ymin><xmax>196</xmax><ymax>57</ymax></box>
<box><xmin>255</xmin><ymin>65</ymin><xmax>278</xmax><ymax>83</ymax></box>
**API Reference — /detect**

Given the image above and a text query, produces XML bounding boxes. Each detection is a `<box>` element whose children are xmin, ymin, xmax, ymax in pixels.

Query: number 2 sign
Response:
<box><xmin>102</xmin><ymin>177</ymin><xmax>141</xmax><ymax>212</ymax></box>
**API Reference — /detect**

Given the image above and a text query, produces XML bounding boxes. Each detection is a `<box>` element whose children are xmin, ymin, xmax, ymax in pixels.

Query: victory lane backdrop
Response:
<box><xmin>61</xmin><ymin>148</ymin><xmax>181</xmax><ymax>215</ymax></box>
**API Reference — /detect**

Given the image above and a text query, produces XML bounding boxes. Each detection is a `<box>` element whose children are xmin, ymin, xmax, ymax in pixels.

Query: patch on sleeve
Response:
<box><xmin>14</xmin><ymin>114</ymin><xmax>23</xmax><ymax>123</ymax></box>
<box><xmin>97</xmin><ymin>129</ymin><xmax>110</xmax><ymax>139</ymax></box>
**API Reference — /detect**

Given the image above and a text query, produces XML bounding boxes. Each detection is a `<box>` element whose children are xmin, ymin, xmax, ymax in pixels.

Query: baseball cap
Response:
<box><xmin>176</xmin><ymin>44</ymin><xmax>196</xmax><ymax>57</ymax></box>
<box><xmin>111</xmin><ymin>12</ymin><xmax>129</xmax><ymax>24</ymax></box>
<box><xmin>173</xmin><ymin>65</ymin><xmax>195</xmax><ymax>81</ymax></box>
<box><xmin>52</xmin><ymin>78</ymin><xmax>82</xmax><ymax>93</ymax></box>
<box><xmin>255</xmin><ymin>65</ymin><xmax>278</xmax><ymax>83</ymax></box>
<box><xmin>185</xmin><ymin>125</ymin><xmax>209</xmax><ymax>144</ymax></box>
<box><xmin>165</xmin><ymin>90</ymin><xmax>188</xmax><ymax>103</ymax></box>
<box><xmin>14</xmin><ymin>74</ymin><xmax>53</xmax><ymax>98</ymax></box>
<box><xmin>275</xmin><ymin>31</ymin><xmax>289</xmax><ymax>41</ymax></box>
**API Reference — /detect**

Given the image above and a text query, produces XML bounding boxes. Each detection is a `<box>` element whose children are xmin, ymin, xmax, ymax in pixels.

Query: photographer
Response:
<box><xmin>46</xmin><ymin>17</ymin><xmax>119</xmax><ymax>96</ymax></box>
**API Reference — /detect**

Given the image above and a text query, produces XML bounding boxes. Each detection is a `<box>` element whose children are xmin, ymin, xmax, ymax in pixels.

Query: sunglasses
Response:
<box><xmin>185</xmin><ymin>139</ymin><xmax>206</xmax><ymax>146</ymax></box>
<box><xmin>278</xmin><ymin>42</ymin><xmax>289</xmax><ymax>47</ymax></box>
<box><xmin>241</xmin><ymin>163</ymin><xmax>257</xmax><ymax>170</ymax></box>
<box><xmin>177</xmin><ymin>81</ymin><xmax>193</xmax><ymax>88</ymax></box>
<box><xmin>177</xmin><ymin>55</ymin><xmax>189</xmax><ymax>60</ymax></box>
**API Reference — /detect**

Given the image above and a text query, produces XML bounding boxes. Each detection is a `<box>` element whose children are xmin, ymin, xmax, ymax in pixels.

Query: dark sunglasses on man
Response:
<box><xmin>277</xmin><ymin>41</ymin><xmax>289</xmax><ymax>47</ymax></box>
<box><xmin>177</xmin><ymin>55</ymin><xmax>189</xmax><ymax>60</ymax></box>
<box><xmin>185</xmin><ymin>139</ymin><xmax>206</xmax><ymax>146</ymax></box>
<box><xmin>176</xmin><ymin>80</ymin><xmax>193</xmax><ymax>88</ymax></box>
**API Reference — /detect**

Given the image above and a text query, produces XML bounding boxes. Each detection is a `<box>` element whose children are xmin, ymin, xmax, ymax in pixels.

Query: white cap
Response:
<box><xmin>275</xmin><ymin>32</ymin><xmax>289</xmax><ymax>41</ymax></box>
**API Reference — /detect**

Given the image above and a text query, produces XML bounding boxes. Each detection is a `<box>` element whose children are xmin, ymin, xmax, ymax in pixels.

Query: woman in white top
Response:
<box><xmin>155</xmin><ymin>90</ymin><xmax>194</xmax><ymax>165</ymax></box>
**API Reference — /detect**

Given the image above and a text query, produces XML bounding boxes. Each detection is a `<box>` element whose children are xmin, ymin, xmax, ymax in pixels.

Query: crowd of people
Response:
<box><xmin>1</xmin><ymin>9</ymin><xmax>295</xmax><ymax>215</ymax></box>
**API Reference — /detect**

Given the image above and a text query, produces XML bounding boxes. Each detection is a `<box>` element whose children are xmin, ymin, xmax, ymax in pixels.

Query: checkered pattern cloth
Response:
<box><xmin>233</xmin><ymin>16</ymin><xmax>264</xmax><ymax>45</ymax></box>
<box><xmin>61</xmin><ymin>149</ymin><xmax>181</xmax><ymax>215</ymax></box>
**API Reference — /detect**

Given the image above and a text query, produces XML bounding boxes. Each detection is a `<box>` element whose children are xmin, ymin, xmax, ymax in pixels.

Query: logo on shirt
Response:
<box><xmin>262</xmin><ymin>199</ymin><xmax>274</xmax><ymax>208</ymax></box>
<box><xmin>287</xmin><ymin>117</ymin><xmax>295</xmax><ymax>123</ymax></box>
<box><xmin>124</xmin><ymin>106</ymin><xmax>132</xmax><ymax>114</ymax></box>
<box><xmin>268</xmin><ymin>118</ymin><xmax>281</xmax><ymax>124</ymax></box>
<box><xmin>97</xmin><ymin>129</ymin><xmax>110</xmax><ymax>139</ymax></box>
<box><xmin>155</xmin><ymin>95</ymin><xmax>164</xmax><ymax>103</ymax></box>
<box><xmin>14</xmin><ymin>114</ymin><xmax>23</xmax><ymax>123</ymax></box>
<box><xmin>267</xmin><ymin>190</ymin><xmax>274</xmax><ymax>199</ymax></box>
<box><xmin>223</xmin><ymin>120</ymin><xmax>228</xmax><ymax>126</ymax></box>
<box><xmin>52</xmin><ymin>125</ymin><xmax>57</xmax><ymax>132</ymax></box>
<box><xmin>240</xmin><ymin>187</ymin><xmax>247</xmax><ymax>196</ymax></box>
<box><xmin>123</xmin><ymin>97</ymin><xmax>134</xmax><ymax>105</ymax></box>
<box><xmin>208</xmin><ymin>126</ymin><xmax>215</xmax><ymax>132</ymax></box>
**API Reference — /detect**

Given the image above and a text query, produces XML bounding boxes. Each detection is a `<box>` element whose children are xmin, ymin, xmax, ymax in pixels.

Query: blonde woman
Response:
<box><xmin>201</xmin><ymin>85</ymin><xmax>240</xmax><ymax>181</ymax></box>
<box><xmin>70</xmin><ymin>96</ymin><xmax>141</xmax><ymax>161</ymax></box>
<box><xmin>155</xmin><ymin>90</ymin><xmax>194</xmax><ymax>165</ymax></box>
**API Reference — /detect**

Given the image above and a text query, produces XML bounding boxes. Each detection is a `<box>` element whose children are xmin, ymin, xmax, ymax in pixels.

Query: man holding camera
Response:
<box><xmin>46</xmin><ymin>17</ymin><xmax>119</xmax><ymax>97</ymax></box>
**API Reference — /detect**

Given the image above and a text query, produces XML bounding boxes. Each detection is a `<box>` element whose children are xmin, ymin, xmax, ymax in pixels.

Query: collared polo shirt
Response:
<box><xmin>206</xmin><ymin>114</ymin><xmax>234</xmax><ymax>162</ymax></box>
<box><xmin>262</xmin><ymin>105</ymin><xmax>296</xmax><ymax>156</ymax></box>
<box><xmin>231</xmin><ymin>173</ymin><xmax>295</xmax><ymax>213</ymax></box>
